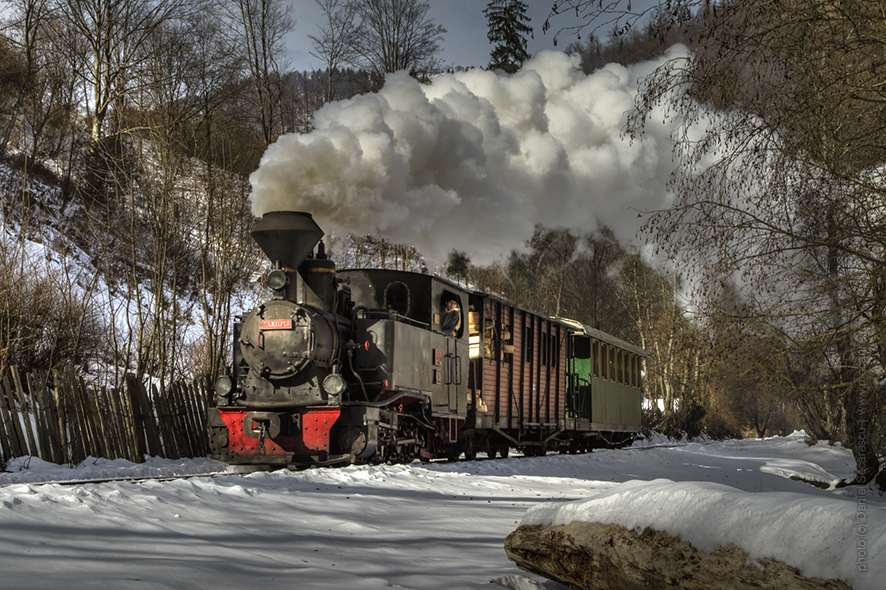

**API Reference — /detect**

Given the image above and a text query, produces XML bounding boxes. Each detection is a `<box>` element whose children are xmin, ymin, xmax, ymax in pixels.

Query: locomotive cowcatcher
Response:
<box><xmin>208</xmin><ymin>210</ymin><xmax>645</xmax><ymax>468</ymax></box>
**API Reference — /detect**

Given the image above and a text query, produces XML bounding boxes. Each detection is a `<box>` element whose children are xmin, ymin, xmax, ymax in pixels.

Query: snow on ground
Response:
<box><xmin>0</xmin><ymin>431</ymin><xmax>882</xmax><ymax>590</ymax></box>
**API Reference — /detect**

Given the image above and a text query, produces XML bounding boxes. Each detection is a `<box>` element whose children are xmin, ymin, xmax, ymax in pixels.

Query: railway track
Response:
<box><xmin>0</xmin><ymin>470</ymin><xmax>231</xmax><ymax>488</ymax></box>
<box><xmin>1</xmin><ymin>441</ymin><xmax>695</xmax><ymax>488</ymax></box>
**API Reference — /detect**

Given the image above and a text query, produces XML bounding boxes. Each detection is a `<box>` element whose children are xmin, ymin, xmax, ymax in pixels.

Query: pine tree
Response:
<box><xmin>483</xmin><ymin>0</ymin><xmax>532</xmax><ymax>74</ymax></box>
<box><xmin>445</xmin><ymin>250</ymin><xmax>472</xmax><ymax>286</ymax></box>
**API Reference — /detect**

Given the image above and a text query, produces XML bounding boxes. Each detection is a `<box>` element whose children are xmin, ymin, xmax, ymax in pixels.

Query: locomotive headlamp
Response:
<box><xmin>323</xmin><ymin>364</ymin><xmax>346</xmax><ymax>395</ymax></box>
<box><xmin>214</xmin><ymin>375</ymin><xmax>234</xmax><ymax>401</ymax></box>
<box><xmin>267</xmin><ymin>269</ymin><xmax>289</xmax><ymax>291</ymax></box>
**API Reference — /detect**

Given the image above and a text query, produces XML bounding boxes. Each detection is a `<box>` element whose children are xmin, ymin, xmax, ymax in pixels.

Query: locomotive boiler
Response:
<box><xmin>208</xmin><ymin>210</ymin><xmax>647</xmax><ymax>469</ymax></box>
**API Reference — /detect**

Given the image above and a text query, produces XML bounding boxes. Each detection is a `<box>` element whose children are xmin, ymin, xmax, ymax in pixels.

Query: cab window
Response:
<box><xmin>384</xmin><ymin>281</ymin><xmax>410</xmax><ymax>315</ymax></box>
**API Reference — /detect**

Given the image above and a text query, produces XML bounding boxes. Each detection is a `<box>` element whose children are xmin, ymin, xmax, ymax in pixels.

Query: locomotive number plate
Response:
<box><xmin>260</xmin><ymin>319</ymin><xmax>292</xmax><ymax>330</ymax></box>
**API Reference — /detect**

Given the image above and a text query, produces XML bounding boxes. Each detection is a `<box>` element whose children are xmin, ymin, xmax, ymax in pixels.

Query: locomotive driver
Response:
<box><xmin>441</xmin><ymin>299</ymin><xmax>461</xmax><ymax>338</ymax></box>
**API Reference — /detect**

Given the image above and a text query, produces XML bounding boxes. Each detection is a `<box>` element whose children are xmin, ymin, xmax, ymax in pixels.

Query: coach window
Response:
<box><xmin>609</xmin><ymin>346</ymin><xmax>616</xmax><ymax>382</ymax></box>
<box><xmin>384</xmin><ymin>281</ymin><xmax>410</xmax><ymax>316</ymax></box>
<box><xmin>502</xmin><ymin>322</ymin><xmax>514</xmax><ymax>361</ymax></box>
<box><xmin>599</xmin><ymin>343</ymin><xmax>607</xmax><ymax>380</ymax></box>
<box><xmin>469</xmin><ymin>304</ymin><xmax>481</xmax><ymax>358</ymax></box>
<box><xmin>593</xmin><ymin>340</ymin><xmax>600</xmax><ymax>378</ymax></box>
<box><xmin>550</xmin><ymin>333</ymin><xmax>558</xmax><ymax>367</ymax></box>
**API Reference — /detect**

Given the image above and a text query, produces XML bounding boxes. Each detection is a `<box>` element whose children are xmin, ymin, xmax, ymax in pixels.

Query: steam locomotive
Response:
<box><xmin>207</xmin><ymin>211</ymin><xmax>646</xmax><ymax>467</ymax></box>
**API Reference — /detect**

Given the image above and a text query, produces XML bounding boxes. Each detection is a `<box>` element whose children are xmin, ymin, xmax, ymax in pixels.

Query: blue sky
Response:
<box><xmin>282</xmin><ymin>0</ymin><xmax>659</xmax><ymax>71</ymax></box>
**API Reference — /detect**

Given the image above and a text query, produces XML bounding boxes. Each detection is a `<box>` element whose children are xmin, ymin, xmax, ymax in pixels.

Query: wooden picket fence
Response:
<box><xmin>0</xmin><ymin>366</ymin><xmax>210</xmax><ymax>467</ymax></box>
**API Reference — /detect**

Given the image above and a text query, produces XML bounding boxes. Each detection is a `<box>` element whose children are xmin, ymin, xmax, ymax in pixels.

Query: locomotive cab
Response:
<box><xmin>339</xmin><ymin>269</ymin><xmax>469</xmax><ymax>414</ymax></box>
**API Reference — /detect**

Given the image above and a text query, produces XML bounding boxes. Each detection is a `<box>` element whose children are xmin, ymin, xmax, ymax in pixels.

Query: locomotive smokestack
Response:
<box><xmin>251</xmin><ymin>211</ymin><xmax>324</xmax><ymax>268</ymax></box>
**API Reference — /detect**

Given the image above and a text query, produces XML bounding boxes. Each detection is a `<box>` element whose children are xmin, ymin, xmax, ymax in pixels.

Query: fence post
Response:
<box><xmin>151</xmin><ymin>384</ymin><xmax>177</xmax><ymax>459</ymax></box>
<box><xmin>2</xmin><ymin>375</ymin><xmax>30</xmax><ymax>457</ymax></box>
<box><xmin>0</xmin><ymin>376</ymin><xmax>22</xmax><ymax>459</ymax></box>
<box><xmin>60</xmin><ymin>367</ymin><xmax>88</xmax><ymax>464</ymax></box>
<box><xmin>10</xmin><ymin>368</ymin><xmax>39</xmax><ymax>457</ymax></box>
<box><xmin>125</xmin><ymin>375</ymin><xmax>163</xmax><ymax>459</ymax></box>
<box><xmin>51</xmin><ymin>370</ymin><xmax>69</xmax><ymax>465</ymax></box>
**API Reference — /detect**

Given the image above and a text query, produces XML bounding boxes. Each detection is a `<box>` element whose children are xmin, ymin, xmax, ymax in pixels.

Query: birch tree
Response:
<box><xmin>310</xmin><ymin>0</ymin><xmax>361</xmax><ymax>103</ymax></box>
<box><xmin>220</xmin><ymin>0</ymin><xmax>294</xmax><ymax>147</ymax></box>
<box><xmin>51</xmin><ymin>0</ymin><xmax>196</xmax><ymax>142</ymax></box>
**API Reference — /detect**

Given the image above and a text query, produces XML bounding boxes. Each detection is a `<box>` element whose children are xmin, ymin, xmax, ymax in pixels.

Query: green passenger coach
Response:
<box><xmin>561</xmin><ymin>319</ymin><xmax>645</xmax><ymax>435</ymax></box>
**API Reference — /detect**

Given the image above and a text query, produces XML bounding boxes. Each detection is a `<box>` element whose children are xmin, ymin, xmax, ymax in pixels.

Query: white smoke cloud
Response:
<box><xmin>249</xmin><ymin>47</ymin><xmax>686</xmax><ymax>265</ymax></box>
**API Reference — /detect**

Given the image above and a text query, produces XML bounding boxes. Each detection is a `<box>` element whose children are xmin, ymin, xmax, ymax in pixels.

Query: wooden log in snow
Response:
<box><xmin>504</xmin><ymin>521</ymin><xmax>852</xmax><ymax>590</ymax></box>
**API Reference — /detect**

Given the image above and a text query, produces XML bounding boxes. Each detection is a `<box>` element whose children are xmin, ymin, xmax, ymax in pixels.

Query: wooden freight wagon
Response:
<box><xmin>465</xmin><ymin>292</ymin><xmax>645</xmax><ymax>457</ymax></box>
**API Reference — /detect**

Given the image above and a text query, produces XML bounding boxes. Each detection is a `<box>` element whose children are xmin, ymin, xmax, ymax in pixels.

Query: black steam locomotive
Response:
<box><xmin>208</xmin><ymin>211</ymin><xmax>646</xmax><ymax>467</ymax></box>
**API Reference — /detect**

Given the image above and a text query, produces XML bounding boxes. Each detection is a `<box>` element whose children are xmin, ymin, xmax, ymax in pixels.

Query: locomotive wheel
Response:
<box><xmin>498</xmin><ymin>446</ymin><xmax>509</xmax><ymax>458</ymax></box>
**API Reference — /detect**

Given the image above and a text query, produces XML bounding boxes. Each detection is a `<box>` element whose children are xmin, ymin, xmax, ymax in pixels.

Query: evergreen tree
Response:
<box><xmin>483</xmin><ymin>0</ymin><xmax>532</xmax><ymax>74</ymax></box>
<box><xmin>445</xmin><ymin>250</ymin><xmax>471</xmax><ymax>286</ymax></box>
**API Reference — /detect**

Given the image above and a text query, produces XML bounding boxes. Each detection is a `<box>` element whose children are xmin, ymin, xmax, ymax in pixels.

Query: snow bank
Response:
<box><xmin>1</xmin><ymin>432</ymin><xmax>880</xmax><ymax>589</ymax></box>
<box><xmin>521</xmin><ymin>478</ymin><xmax>883</xmax><ymax>590</ymax></box>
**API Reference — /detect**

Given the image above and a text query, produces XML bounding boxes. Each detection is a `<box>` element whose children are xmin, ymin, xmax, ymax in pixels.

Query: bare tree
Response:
<box><xmin>188</xmin><ymin>11</ymin><xmax>262</xmax><ymax>381</ymax></box>
<box><xmin>220</xmin><ymin>0</ymin><xmax>294</xmax><ymax>147</ymax></box>
<box><xmin>544</xmin><ymin>0</ymin><xmax>699</xmax><ymax>45</ymax></box>
<box><xmin>0</xmin><ymin>177</ymin><xmax>104</xmax><ymax>376</ymax></box>
<box><xmin>0</xmin><ymin>0</ymin><xmax>50</xmax><ymax>155</ymax></box>
<box><xmin>279</xmin><ymin>69</ymin><xmax>328</xmax><ymax>134</ymax></box>
<box><xmin>0</xmin><ymin>0</ymin><xmax>84</xmax><ymax>178</ymax></box>
<box><xmin>22</xmin><ymin>21</ymin><xmax>83</xmax><ymax>171</ymax></box>
<box><xmin>50</xmin><ymin>0</ymin><xmax>197</xmax><ymax>142</ymax></box>
<box><xmin>564</xmin><ymin>9</ymin><xmax>698</xmax><ymax>74</ymax></box>
<box><xmin>310</xmin><ymin>0</ymin><xmax>361</xmax><ymax>103</ymax></box>
<box><xmin>331</xmin><ymin>234</ymin><xmax>426</xmax><ymax>272</ymax></box>
<box><xmin>349</xmin><ymin>0</ymin><xmax>446</xmax><ymax>88</ymax></box>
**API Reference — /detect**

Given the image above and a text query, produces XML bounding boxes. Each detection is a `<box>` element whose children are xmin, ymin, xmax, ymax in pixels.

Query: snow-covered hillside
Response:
<box><xmin>1</xmin><ymin>432</ymin><xmax>881</xmax><ymax>590</ymax></box>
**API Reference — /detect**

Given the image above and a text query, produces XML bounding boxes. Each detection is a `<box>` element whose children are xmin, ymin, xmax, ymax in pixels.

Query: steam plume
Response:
<box><xmin>249</xmin><ymin>48</ymin><xmax>686</xmax><ymax>264</ymax></box>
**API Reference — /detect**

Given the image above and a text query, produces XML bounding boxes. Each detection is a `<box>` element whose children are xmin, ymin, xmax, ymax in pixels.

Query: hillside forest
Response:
<box><xmin>0</xmin><ymin>0</ymin><xmax>882</xmax><ymax>486</ymax></box>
